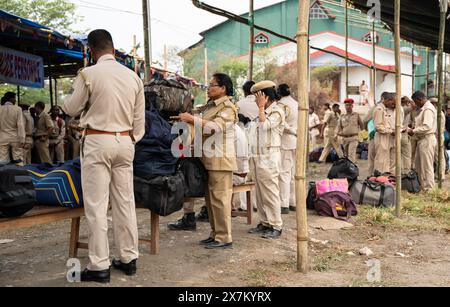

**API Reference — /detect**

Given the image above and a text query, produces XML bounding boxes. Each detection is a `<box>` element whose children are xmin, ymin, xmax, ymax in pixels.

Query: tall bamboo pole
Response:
<box><xmin>248</xmin><ymin>0</ymin><xmax>254</xmax><ymax>81</ymax></box>
<box><xmin>394</xmin><ymin>0</ymin><xmax>402</xmax><ymax>217</ymax></box>
<box><xmin>295</xmin><ymin>0</ymin><xmax>310</xmax><ymax>274</ymax></box>
<box><xmin>437</xmin><ymin>0</ymin><xmax>448</xmax><ymax>188</ymax></box>
<box><xmin>345</xmin><ymin>0</ymin><xmax>349</xmax><ymax>98</ymax></box>
<box><xmin>372</xmin><ymin>19</ymin><xmax>376</xmax><ymax>104</ymax></box>
<box><xmin>205</xmin><ymin>47</ymin><xmax>208</xmax><ymax>103</ymax></box>
<box><xmin>426</xmin><ymin>47</ymin><xmax>430</xmax><ymax>96</ymax></box>
<box><xmin>142</xmin><ymin>0</ymin><xmax>152</xmax><ymax>82</ymax></box>
<box><xmin>411</xmin><ymin>44</ymin><xmax>415</xmax><ymax>93</ymax></box>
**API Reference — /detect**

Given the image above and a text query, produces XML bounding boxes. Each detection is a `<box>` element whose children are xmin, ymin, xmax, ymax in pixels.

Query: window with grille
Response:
<box><xmin>310</xmin><ymin>3</ymin><xmax>329</xmax><ymax>19</ymax></box>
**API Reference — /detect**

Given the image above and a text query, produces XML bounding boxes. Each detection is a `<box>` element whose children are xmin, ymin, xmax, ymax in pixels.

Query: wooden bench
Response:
<box><xmin>0</xmin><ymin>183</ymin><xmax>255</xmax><ymax>258</ymax></box>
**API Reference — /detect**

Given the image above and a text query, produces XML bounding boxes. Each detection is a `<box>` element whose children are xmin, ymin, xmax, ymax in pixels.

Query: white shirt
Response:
<box><xmin>278</xmin><ymin>96</ymin><xmax>298</xmax><ymax>150</ymax></box>
<box><xmin>235</xmin><ymin>123</ymin><xmax>249</xmax><ymax>174</ymax></box>
<box><xmin>309</xmin><ymin>112</ymin><xmax>321</xmax><ymax>137</ymax></box>
<box><xmin>237</xmin><ymin>95</ymin><xmax>259</xmax><ymax>121</ymax></box>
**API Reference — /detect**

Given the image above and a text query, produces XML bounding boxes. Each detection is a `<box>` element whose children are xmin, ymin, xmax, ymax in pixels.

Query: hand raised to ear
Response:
<box><xmin>255</xmin><ymin>92</ymin><xmax>269</xmax><ymax>109</ymax></box>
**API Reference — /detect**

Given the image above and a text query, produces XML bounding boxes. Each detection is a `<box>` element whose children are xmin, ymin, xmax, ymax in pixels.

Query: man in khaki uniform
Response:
<box><xmin>33</xmin><ymin>101</ymin><xmax>54</xmax><ymax>164</ymax></box>
<box><xmin>49</xmin><ymin>106</ymin><xmax>66</xmax><ymax>163</ymax></box>
<box><xmin>338</xmin><ymin>99</ymin><xmax>364</xmax><ymax>163</ymax></box>
<box><xmin>401</xmin><ymin>96</ymin><xmax>413</xmax><ymax>173</ymax></box>
<box><xmin>408</xmin><ymin>91</ymin><xmax>437</xmax><ymax>191</ymax></box>
<box><xmin>319</xmin><ymin>103</ymin><xmax>343</xmax><ymax>163</ymax></box>
<box><xmin>179</xmin><ymin>73</ymin><xmax>237</xmax><ymax>249</ymax></box>
<box><xmin>277</xmin><ymin>84</ymin><xmax>298</xmax><ymax>214</ymax></box>
<box><xmin>430</xmin><ymin>98</ymin><xmax>446</xmax><ymax>179</ymax></box>
<box><xmin>373</xmin><ymin>93</ymin><xmax>396</xmax><ymax>174</ymax></box>
<box><xmin>247</xmin><ymin>81</ymin><xmax>285</xmax><ymax>239</ymax></box>
<box><xmin>308</xmin><ymin>107</ymin><xmax>321</xmax><ymax>150</ymax></box>
<box><xmin>0</xmin><ymin>92</ymin><xmax>25</xmax><ymax>165</ymax></box>
<box><xmin>19</xmin><ymin>104</ymin><xmax>35</xmax><ymax>165</ymax></box>
<box><xmin>62</xmin><ymin>30</ymin><xmax>145</xmax><ymax>283</ymax></box>
<box><xmin>67</xmin><ymin>117</ymin><xmax>82</xmax><ymax>160</ymax></box>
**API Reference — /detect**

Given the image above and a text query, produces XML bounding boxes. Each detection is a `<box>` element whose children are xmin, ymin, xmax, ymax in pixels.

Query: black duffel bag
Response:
<box><xmin>328</xmin><ymin>158</ymin><xmax>359</xmax><ymax>183</ymax></box>
<box><xmin>306</xmin><ymin>181</ymin><xmax>317</xmax><ymax>210</ymax></box>
<box><xmin>401</xmin><ymin>170</ymin><xmax>421</xmax><ymax>193</ymax></box>
<box><xmin>134</xmin><ymin>172</ymin><xmax>185</xmax><ymax>216</ymax></box>
<box><xmin>349</xmin><ymin>180</ymin><xmax>395</xmax><ymax>208</ymax></box>
<box><xmin>0</xmin><ymin>163</ymin><xmax>36</xmax><ymax>217</ymax></box>
<box><xmin>177</xmin><ymin>158</ymin><xmax>208</xmax><ymax>198</ymax></box>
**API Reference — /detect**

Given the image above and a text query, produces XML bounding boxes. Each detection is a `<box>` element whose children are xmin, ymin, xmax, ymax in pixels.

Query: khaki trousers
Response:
<box><xmin>342</xmin><ymin>136</ymin><xmax>359</xmax><ymax>164</ymax></box>
<box><xmin>374</xmin><ymin>134</ymin><xmax>395</xmax><ymax>174</ymax></box>
<box><xmin>232</xmin><ymin>174</ymin><xmax>248</xmax><ymax>210</ymax></box>
<box><xmin>411</xmin><ymin>135</ymin><xmax>418</xmax><ymax>166</ymax></box>
<box><xmin>23</xmin><ymin>137</ymin><xmax>33</xmax><ymax>165</ymax></box>
<box><xmin>367</xmin><ymin>139</ymin><xmax>376</xmax><ymax>176</ymax></box>
<box><xmin>252</xmin><ymin>152</ymin><xmax>283</xmax><ymax>231</ymax></box>
<box><xmin>415</xmin><ymin>134</ymin><xmax>437</xmax><ymax>191</ymax></box>
<box><xmin>81</xmin><ymin>134</ymin><xmax>138</xmax><ymax>271</ymax></box>
<box><xmin>50</xmin><ymin>141</ymin><xmax>65</xmax><ymax>163</ymax></box>
<box><xmin>68</xmin><ymin>135</ymin><xmax>80</xmax><ymax>160</ymax></box>
<box><xmin>434</xmin><ymin>135</ymin><xmax>446</xmax><ymax>180</ymax></box>
<box><xmin>279</xmin><ymin>149</ymin><xmax>296</xmax><ymax>209</ymax></box>
<box><xmin>0</xmin><ymin>143</ymin><xmax>24</xmax><ymax>166</ymax></box>
<box><xmin>205</xmin><ymin>170</ymin><xmax>233</xmax><ymax>244</ymax></box>
<box><xmin>401</xmin><ymin>133</ymin><xmax>412</xmax><ymax>174</ymax></box>
<box><xmin>319</xmin><ymin>129</ymin><xmax>343</xmax><ymax>162</ymax></box>
<box><xmin>35</xmin><ymin>138</ymin><xmax>51</xmax><ymax>164</ymax></box>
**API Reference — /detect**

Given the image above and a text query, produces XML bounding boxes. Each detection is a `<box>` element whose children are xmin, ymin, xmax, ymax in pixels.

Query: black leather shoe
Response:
<box><xmin>204</xmin><ymin>241</ymin><xmax>233</xmax><ymax>249</ymax></box>
<box><xmin>248</xmin><ymin>223</ymin><xmax>271</xmax><ymax>234</ymax></box>
<box><xmin>80</xmin><ymin>268</ymin><xmax>110</xmax><ymax>283</ymax></box>
<box><xmin>281</xmin><ymin>207</ymin><xmax>290</xmax><ymax>215</ymax></box>
<box><xmin>262</xmin><ymin>228</ymin><xmax>282</xmax><ymax>239</ymax></box>
<box><xmin>168</xmin><ymin>213</ymin><xmax>196</xmax><ymax>231</ymax></box>
<box><xmin>112</xmin><ymin>259</ymin><xmax>137</xmax><ymax>276</ymax></box>
<box><xmin>196</xmin><ymin>206</ymin><xmax>209</xmax><ymax>222</ymax></box>
<box><xmin>199</xmin><ymin>237</ymin><xmax>215</xmax><ymax>245</ymax></box>
<box><xmin>289</xmin><ymin>206</ymin><xmax>296</xmax><ymax>212</ymax></box>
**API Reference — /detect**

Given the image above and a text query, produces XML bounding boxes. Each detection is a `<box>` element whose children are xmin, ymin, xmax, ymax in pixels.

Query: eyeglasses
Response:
<box><xmin>208</xmin><ymin>84</ymin><xmax>221</xmax><ymax>89</ymax></box>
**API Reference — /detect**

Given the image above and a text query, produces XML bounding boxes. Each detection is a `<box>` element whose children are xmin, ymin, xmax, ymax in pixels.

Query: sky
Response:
<box><xmin>70</xmin><ymin>0</ymin><xmax>283</xmax><ymax>70</ymax></box>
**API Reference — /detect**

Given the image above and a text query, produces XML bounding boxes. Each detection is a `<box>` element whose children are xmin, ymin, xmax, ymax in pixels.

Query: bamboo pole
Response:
<box><xmin>17</xmin><ymin>86</ymin><xmax>20</xmax><ymax>104</ymax></box>
<box><xmin>426</xmin><ymin>47</ymin><xmax>430</xmax><ymax>96</ymax></box>
<box><xmin>394</xmin><ymin>0</ymin><xmax>402</xmax><ymax>217</ymax></box>
<box><xmin>437</xmin><ymin>0</ymin><xmax>448</xmax><ymax>188</ymax></box>
<box><xmin>411</xmin><ymin>44</ymin><xmax>415</xmax><ymax>93</ymax></box>
<box><xmin>372</xmin><ymin>19</ymin><xmax>376</xmax><ymax>104</ymax></box>
<box><xmin>295</xmin><ymin>0</ymin><xmax>310</xmax><ymax>274</ymax></box>
<box><xmin>142</xmin><ymin>0</ymin><xmax>152</xmax><ymax>82</ymax></box>
<box><xmin>248</xmin><ymin>0</ymin><xmax>254</xmax><ymax>81</ymax></box>
<box><xmin>205</xmin><ymin>47</ymin><xmax>208</xmax><ymax>103</ymax></box>
<box><xmin>164</xmin><ymin>44</ymin><xmax>168</xmax><ymax>72</ymax></box>
<box><xmin>132</xmin><ymin>35</ymin><xmax>139</xmax><ymax>74</ymax></box>
<box><xmin>345</xmin><ymin>0</ymin><xmax>349</xmax><ymax>98</ymax></box>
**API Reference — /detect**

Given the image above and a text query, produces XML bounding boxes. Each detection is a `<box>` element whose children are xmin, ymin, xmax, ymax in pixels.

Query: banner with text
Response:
<box><xmin>0</xmin><ymin>46</ymin><xmax>44</xmax><ymax>88</ymax></box>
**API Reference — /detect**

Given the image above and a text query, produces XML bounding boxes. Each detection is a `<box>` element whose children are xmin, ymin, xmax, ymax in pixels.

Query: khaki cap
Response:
<box><xmin>251</xmin><ymin>80</ymin><xmax>276</xmax><ymax>93</ymax></box>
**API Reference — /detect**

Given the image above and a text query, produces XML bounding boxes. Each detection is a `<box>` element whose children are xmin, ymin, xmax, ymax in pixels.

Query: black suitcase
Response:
<box><xmin>0</xmin><ymin>163</ymin><xmax>36</xmax><ymax>217</ymax></box>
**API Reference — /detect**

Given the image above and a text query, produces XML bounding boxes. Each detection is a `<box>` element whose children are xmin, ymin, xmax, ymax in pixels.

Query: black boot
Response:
<box><xmin>168</xmin><ymin>212</ymin><xmax>196</xmax><ymax>231</ymax></box>
<box><xmin>80</xmin><ymin>268</ymin><xmax>110</xmax><ymax>283</ymax></box>
<box><xmin>112</xmin><ymin>259</ymin><xmax>137</xmax><ymax>276</ymax></box>
<box><xmin>196</xmin><ymin>206</ymin><xmax>209</xmax><ymax>222</ymax></box>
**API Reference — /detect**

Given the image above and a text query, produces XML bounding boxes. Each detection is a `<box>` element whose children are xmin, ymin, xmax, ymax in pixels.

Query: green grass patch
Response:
<box><xmin>313</xmin><ymin>250</ymin><xmax>346</xmax><ymax>272</ymax></box>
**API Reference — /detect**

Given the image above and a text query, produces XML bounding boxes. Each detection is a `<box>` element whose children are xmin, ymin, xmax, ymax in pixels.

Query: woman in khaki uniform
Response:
<box><xmin>179</xmin><ymin>73</ymin><xmax>237</xmax><ymax>249</ymax></box>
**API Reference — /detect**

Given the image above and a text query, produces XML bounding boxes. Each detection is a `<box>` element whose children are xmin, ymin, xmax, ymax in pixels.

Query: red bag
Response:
<box><xmin>314</xmin><ymin>191</ymin><xmax>357</xmax><ymax>221</ymax></box>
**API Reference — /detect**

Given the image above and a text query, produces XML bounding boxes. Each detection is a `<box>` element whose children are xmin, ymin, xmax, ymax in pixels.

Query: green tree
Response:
<box><xmin>0</xmin><ymin>0</ymin><xmax>82</xmax><ymax>33</ymax></box>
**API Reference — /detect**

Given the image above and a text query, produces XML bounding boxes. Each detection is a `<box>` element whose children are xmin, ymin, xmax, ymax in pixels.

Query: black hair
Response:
<box><xmin>213</xmin><ymin>73</ymin><xmax>234</xmax><ymax>97</ymax></box>
<box><xmin>384</xmin><ymin>92</ymin><xmax>396</xmax><ymax>101</ymax></box>
<box><xmin>412</xmin><ymin>91</ymin><xmax>427</xmax><ymax>102</ymax></box>
<box><xmin>18</xmin><ymin>104</ymin><xmax>30</xmax><ymax>111</ymax></box>
<box><xmin>1</xmin><ymin>92</ymin><xmax>16</xmax><ymax>105</ymax></box>
<box><xmin>332</xmin><ymin>103</ymin><xmax>340</xmax><ymax>109</ymax></box>
<box><xmin>381</xmin><ymin>92</ymin><xmax>390</xmax><ymax>100</ymax></box>
<box><xmin>243</xmin><ymin>81</ymin><xmax>255</xmax><ymax>97</ymax></box>
<box><xmin>277</xmin><ymin>83</ymin><xmax>291</xmax><ymax>97</ymax></box>
<box><xmin>323</xmin><ymin>103</ymin><xmax>331</xmax><ymax>109</ymax></box>
<box><xmin>261</xmin><ymin>87</ymin><xmax>280</xmax><ymax>102</ymax></box>
<box><xmin>35</xmin><ymin>101</ymin><xmax>46</xmax><ymax>110</ymax></box>
<box><xmin>88</xmin><ymin>29</ymin><xmax>114</xmax><ymax>51</ymax></box>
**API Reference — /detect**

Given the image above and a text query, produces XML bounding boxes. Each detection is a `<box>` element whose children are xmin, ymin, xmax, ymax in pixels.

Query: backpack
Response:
<box><xmin>134</xmin><ymin>105</ymin><xmax>179</xmax><ymax>180</ymax></box>
<box><xmin>349</xmin><ymin>180</ymin><xmax>395</xmax><ymax>208</ymax></box>
<box><xmin>309</xmin><ymin>147</ymin><xmax>323</xmax><ymax>162</ymax></box>
<box><xmin>0</xmin><ymin>163</ymin><xmax>36</xmax><ymax>217</ymax></box>
<box><xmin>328</xmin><ymin>158</ymin><xmax>359</xmax><ymax>183</ymax></box>
<box><xmin>325</xmin><ymin>148</ymin><xmax>340</xmax><ymax>163</ymax></box>
<box><xmin>314</xmin><ymin>191</ymin><xmax>357</xmax><ymax>221</ymax></box>
<box><xmin>25</xmin><ymin>159</ymin><xmax>83</xmax><ymax>208</ymax></box>
<box><xmin>177</xmin><ymin>158</ymin><xmax>208</xmax><ymax>198</ymax></box>
<box><xmin>306</xmin><ymin>181</ymin><xmax>316</xmax><ymax>210</ymax></box>
<box><xmin>134</xmin><ymin>172</ymin><xmax>185</xmax><ymax>216</ymax></box>
<box><xmin>401</xmin><ymin>170</ymin><xmax>421</xmax><ymax>193</ymax></box>
<box><xmin>144</xmin><ymin>79</ymin><xmax>193</xmax><ymax>121</ymax></box>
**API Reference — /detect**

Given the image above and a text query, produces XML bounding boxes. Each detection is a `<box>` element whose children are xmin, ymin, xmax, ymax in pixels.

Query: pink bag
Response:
<box><xmin>315</xmin><ymin>179</ymin><xmax>349</xmax><ymax>196</ymax></box>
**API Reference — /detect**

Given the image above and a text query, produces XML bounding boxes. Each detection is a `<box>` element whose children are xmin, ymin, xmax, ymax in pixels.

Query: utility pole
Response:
<box><xmin>142</xmin><ymin>0</ymin><xmax>152</xmax><ymax>82</ymax></box>
<box><xmin>248</xmin><ymin>0</ymin><xmax>255</xmax><ymax>81</ymax></box>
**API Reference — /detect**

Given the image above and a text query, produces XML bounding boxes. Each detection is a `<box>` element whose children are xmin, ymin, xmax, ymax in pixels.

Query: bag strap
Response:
<box><xmin>379</xmin><ymin>184</ymin><xmax>386</xmax><ymax>207</ymax></box>
<box><xmin>359</xmin><ymin>182</ymin><xmax>367</xmax><ymax>205</ymax></box>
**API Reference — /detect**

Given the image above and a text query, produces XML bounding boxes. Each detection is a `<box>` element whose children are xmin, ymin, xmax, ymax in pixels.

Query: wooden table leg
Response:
<box><xmin>69</xmin><ymin>217</ymin><xmax>80</xmax><ymax>258</ymax></box>
<box><xmin>246</xmin><ymin>190</ymin><xmax>252</xmax><ymax>225</ymax></box>
<box><xmin>150</xmin><ymin>211</ymin><xmax>160</xmax><ymax>255</ymax></box>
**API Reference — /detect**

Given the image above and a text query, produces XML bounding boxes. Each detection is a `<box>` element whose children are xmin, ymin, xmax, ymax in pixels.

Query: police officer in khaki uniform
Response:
<box><xmin>408</xmin><ymin>91</ymin><xmax>437</xmax><ymax>191</ymax></box>
<box><xmin>430</xmin><ymin>98</ymin><xmax>446</xmax><ymax>179</ymax></box>
<box><xmin>62</xmin><ymin>30</ymin><xmax>145</xmax><ymax>283</ymax></box>
<box><xmin>19</xmin><ymin>104</ymin><xmax>35</xmax><ymax>165</ymax></box>
<box><xmin>67</xmin><ymin>117</ymin><xmax>82</xmax><ymax>160</ymax></box>
<box><xmin>49</xmin><ymin>106</ymin><xmax>66</xmax><ymax>163</ymax></box>
<box><xmin>247</xmin><ymin>81</ymin><xmax>285</xmax><ymax>239</ymax></box>
<box><xmin>338</xmin><ymin>99</ymin><xmax>364</xmax><ymax>163</ymax></box>
<box><xmin>277</xmin><ymin>84</ymin><xmax>298</xmax><ymax>214</ymax></box>
<box><xmin>0</xmin><ymin>92</ymin><xmax>25</xmax><ymax>165</ymax></box>
<box><xmin>179</xmin><ymin>73</ymin><xmax>237</xmax><ymax>249</ymax></box>
<box><xmin>318</xmin><ymin>103</ymin><xmax>344</xmax><ymax>163</ymax></box>
<box><xmin>401</xmin><ymin>96</ymin><xmax>413</xmax><ymax>173</ymax></box>
<box><xmin>33</xmin><ymin>101</ymin><xmax>54</xmax><ymax>164</ymax></box>
<box><xmin>373</xmin><ymin>93</ymin><xmax>396</xmax><ymax>174</ymax></box>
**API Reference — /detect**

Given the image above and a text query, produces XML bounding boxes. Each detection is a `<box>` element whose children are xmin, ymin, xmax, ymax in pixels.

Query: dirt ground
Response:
<box><xmin>1</xmin><ymin>160</ymin><xmax>449</xmax><ymax>287</ymax></box>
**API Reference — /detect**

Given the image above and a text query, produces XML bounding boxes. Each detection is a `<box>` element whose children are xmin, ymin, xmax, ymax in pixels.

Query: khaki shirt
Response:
<box><xmin>413</xmin><ymin>101</ymin><xmax>436</xmax><ymax>137</ymax></box>
<box><xmin>338</xmin><ymin>112</ymin><xmax>363</xmax><ymax>136</ymax></box>
<box><xmin>0</xmin><ymin>102</ymin><xmax>26</xmax><ymax>145</ymax></box>
<box><xmin>49</xmin><ymin>117</ymin><xmax>66</xmax><ymax>144</ymax></box>
<box><xmin>236</xmin><ymin>95</ymin><xmax>259</xmax><ymax>121</ymax></box>
<box><xmin>373</xmin><ymin>103</ymin><xmax>395</xmax><ymax>135</ymax></box>
<box><xmin>324</xmin><ymin>109</ymin><xmax>340</xmax><ymax>129</ymax></box>
<box><xmin>62</xmin><ymin>54</ymin><xmax>145</xmax><ymax>143</ymax></box>
<box><xmin>35</xmin><ymin>112</ymin><xmax>54</xmax><ymax>138</ymax></box>
<box><xmin>278</xmin><ymin>96</ymin><xmax>298</xmax><ymax>150</ymax></box>
<box><xmin>197</xmin><ymin>96</ymin><xmax>237</xmax><ymax>171</ymax></box>
<box><xmin>23</xmin><ymin>111</ymin><xmax>34</xmax><ymax>137</ymax></box>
